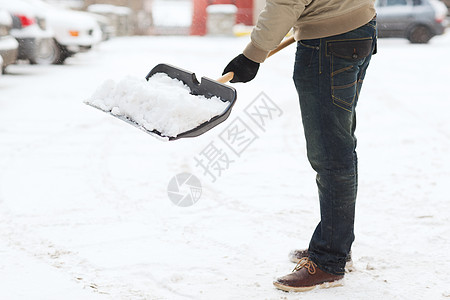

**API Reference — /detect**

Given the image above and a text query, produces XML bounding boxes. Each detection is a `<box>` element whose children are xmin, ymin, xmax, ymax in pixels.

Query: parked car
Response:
<box><xmin>441</xmin><ymin>0</ymin><xmax>450</xmax><ymax>14</ymax></box>
<box><xmin>88</xmin><ymin>11</ymin><xmax>116</xmax><ymax>41</ymax></box>
<box><xmin>376</xmin><ymin>0</ymin><xmax>448</xmax><ymax>43</ymax></box>
<box><xmin>87</xmin><ymin>4</ymin><xmax>132</xmax><ymax>37</ymax></box>
<box><xmin>20</xmin><ymin>0</ymin><xmax>102</xmax><ymax>64</ymax></box>
<box><xmin>0</xmin><ymin>0</ymin><xmax>55</xmax><ymax>65</ymax></box>
<box><xmin>0</xmin><ymin>9</ymin><xmax>19</xmax><ymax>73</ymax></box>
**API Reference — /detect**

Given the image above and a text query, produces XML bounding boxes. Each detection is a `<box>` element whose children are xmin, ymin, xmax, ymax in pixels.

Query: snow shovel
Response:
<box><xmin>91</xmin><ymin>36</ymin><xmax>295</xmax><ymax>141</ymax></box>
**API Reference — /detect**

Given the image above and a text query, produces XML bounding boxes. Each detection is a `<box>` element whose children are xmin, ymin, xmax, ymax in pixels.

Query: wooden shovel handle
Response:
<box><xmin>217</xmin><ymin>71</ymin><xmax>235</xmax><ymax>84</ymax></box>
<box><xmin>267</xmin><ymin>35</ymin><xmax>296</xmax><ymax>58</ymax></box>
<box><xmin>216</xmin><ymin>36</ymin><xmax>296</xmax><ymax>84</ymax></box>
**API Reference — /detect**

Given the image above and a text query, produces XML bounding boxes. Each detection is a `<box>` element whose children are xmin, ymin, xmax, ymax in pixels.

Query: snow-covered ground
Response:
<box><xmin>0</xmin><ymin>32</ymin><xmax>449</xmax><ymax>299</ymax></box>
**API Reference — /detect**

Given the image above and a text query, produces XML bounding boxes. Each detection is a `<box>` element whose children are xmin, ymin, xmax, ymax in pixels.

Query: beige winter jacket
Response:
<box><xmin>243</xmin><ymin>0</ymin><xmax>376</xmax><ymax>63</ymax></box>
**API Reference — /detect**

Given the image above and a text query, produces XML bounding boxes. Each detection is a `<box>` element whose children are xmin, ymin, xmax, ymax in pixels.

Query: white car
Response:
<box><xmin>0</xmin><ymin>0</ymin><xmax>55</xmax><ymax>65</ymax></box>
<box><xmin>0</xmin><ymin>9</ymin><xmax>19</xmax><ymax>72</ymax></box>
<box><xmin>20</xmin><ymin>0</ymin><xmax>102</xmax><ymax>64</ymax></box>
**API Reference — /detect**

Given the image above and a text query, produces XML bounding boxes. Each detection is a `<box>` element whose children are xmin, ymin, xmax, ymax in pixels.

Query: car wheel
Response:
<box><xmin>30</xmin><ymin>39</ymin><xmax>66</xmax><ymax>65</ymax></box>
<box><xmin>408</xmin><ymin>25</ymin><xmax>433</xmax><ymax>44</ymax></box>
<box><xmin>53</xmin><ymin>44</ymin><xmax>71</xmax><ymax>65</ymax></box>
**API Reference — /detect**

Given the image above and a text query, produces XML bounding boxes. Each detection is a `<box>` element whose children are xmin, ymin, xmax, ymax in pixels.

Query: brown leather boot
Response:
<box><xmin>288</xmin><ymin>249</ymin><xmax>354</xmax><ymax>272</ymax></box>
<box><xmin>273</xmin><ymin>257</ymin><xmax>344</xmax><ymax>292</ymax></box>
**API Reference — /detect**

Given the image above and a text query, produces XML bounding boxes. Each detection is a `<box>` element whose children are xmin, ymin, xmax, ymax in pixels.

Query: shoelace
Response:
<box><xmin>292</xmin><ymin>257</ymin><xmax>317</xmax><ymax>275</ymax></box>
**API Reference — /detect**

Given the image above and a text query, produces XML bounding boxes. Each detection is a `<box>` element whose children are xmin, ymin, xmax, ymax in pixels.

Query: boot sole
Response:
<box><xmin>273</xmin><ymin>278</ymin><xmax>344</xmax><ymax>292</ymax></box>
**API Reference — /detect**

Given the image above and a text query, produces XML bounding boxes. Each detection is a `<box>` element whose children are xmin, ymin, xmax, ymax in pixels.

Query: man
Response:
<box><xmin>223</xmin><ymin>0</ymin><xmax>377</xmax><ymax>292</ymax></box>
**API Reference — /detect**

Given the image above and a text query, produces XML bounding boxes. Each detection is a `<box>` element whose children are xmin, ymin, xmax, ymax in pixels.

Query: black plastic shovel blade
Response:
<box><xmin>145</xmin><ymin>63</ymin><xmax>237</xmax><ymax>140</ymax></box>
<box><xmin>86</xmin><ymin>64</ymin><xmax>237</xmax><ymax>141</ymax></box>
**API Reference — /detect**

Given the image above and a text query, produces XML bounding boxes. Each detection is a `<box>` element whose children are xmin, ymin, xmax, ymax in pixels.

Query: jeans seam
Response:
<box><xmin>331</xmin><ymin>65</ymin><xmax>353</xmax><ymax>77</ymax></box>
<box><xmin>299</xmin><ymin>40</ymin><xmax>318</xmax><ymax>50</ymax></box>
<box><xmin>365</xmin><ymin>23</ymin><xmax>377</xmax><ymax>30</ymax></box>
<box><xmin>332</xmin><ymin>96</ymin><xmax>356</xmax><ymax>111</ymax></box>
<box><xmin>319</xmin><ymin>40</ymin><xmax>322</xmax><ymax>75</ymax></box>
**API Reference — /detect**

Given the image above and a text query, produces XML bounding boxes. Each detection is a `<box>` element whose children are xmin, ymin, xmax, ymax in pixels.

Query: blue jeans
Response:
<box><xmin>293</xmin><ymin>19</ymin><xmax>377</xmax><ymax>275</ymax></box>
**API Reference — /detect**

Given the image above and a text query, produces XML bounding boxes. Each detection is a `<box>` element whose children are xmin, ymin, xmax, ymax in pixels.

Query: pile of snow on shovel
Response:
<box><xmin>86</xmin><ymin>73</ymin><xmax>229</xmax><ymax>138</ymax></box>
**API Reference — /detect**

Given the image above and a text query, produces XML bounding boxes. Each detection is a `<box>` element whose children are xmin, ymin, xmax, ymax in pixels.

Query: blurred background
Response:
<box><xmin>2</xmin><ymin>0</ymin><xmax>449</xmax><ymax>71</ymax></box>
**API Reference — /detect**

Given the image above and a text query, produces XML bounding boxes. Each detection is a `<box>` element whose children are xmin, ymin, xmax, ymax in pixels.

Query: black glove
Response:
<box><xmin>222</xmin><ymin>54</ymin><xmax>260</xmax><ymax>83</ymax></box>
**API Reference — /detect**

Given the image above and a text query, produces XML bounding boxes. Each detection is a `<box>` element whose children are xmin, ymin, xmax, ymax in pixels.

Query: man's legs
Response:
<box><xmin>274</xmin><ymin>19</ymin><xmax>377</xmax><ymax>291</ymax></box>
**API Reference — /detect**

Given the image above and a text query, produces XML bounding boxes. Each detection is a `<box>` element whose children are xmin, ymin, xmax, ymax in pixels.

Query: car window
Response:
<box><xmin>386</xmin><ymin>0</ymin><xmax>408</xmax><ymax>5</ymax></box>
<box><xmin>412</xmin><ymin>0</ymin><xmax>422</xmax><ymax>5</ymax></box>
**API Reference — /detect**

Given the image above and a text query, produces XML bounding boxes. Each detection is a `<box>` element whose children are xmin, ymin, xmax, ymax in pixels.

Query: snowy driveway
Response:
<box><xmin>1</xmin><ymin>34</ymin><xmax>449</xmax><ymax>299</ymax></box>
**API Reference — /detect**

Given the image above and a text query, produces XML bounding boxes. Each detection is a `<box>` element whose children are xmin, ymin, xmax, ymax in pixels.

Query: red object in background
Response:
<box><xmin>16</xmin><ymin>14</ymin><xmax>35</xmax><ymax>27</ymax></box>
<box><xmin>191</xmin><ymin>0</ymin><xmax>253</xmax><ymax>35</ymax></box>
<box><xmin>235</xmin><ymin>0</ymin><xmax>253</xmax><ymax>25</ymax></box>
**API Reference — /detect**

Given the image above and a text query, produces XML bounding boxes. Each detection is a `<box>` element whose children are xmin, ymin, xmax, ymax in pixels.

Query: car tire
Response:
<box><xmin>408</xmin><ymin>25</ymin><xmax>433</xmax><ymax>44</ymax></box>
<box><xmin>30</xmin><ymin>39</ymin><xmax>68</xmax><ymax>65</ymax></box>
<box><xmin>53</xmin><ymin>43</ymin><xmax>71</xmax><ymax>65</ymax></box>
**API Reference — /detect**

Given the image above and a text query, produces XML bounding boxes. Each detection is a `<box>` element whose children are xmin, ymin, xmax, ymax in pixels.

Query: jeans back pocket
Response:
<box><xmin>327</xmin><ymin>38</ymin><xmax>373</xmax><ymax>112</ymax></box>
